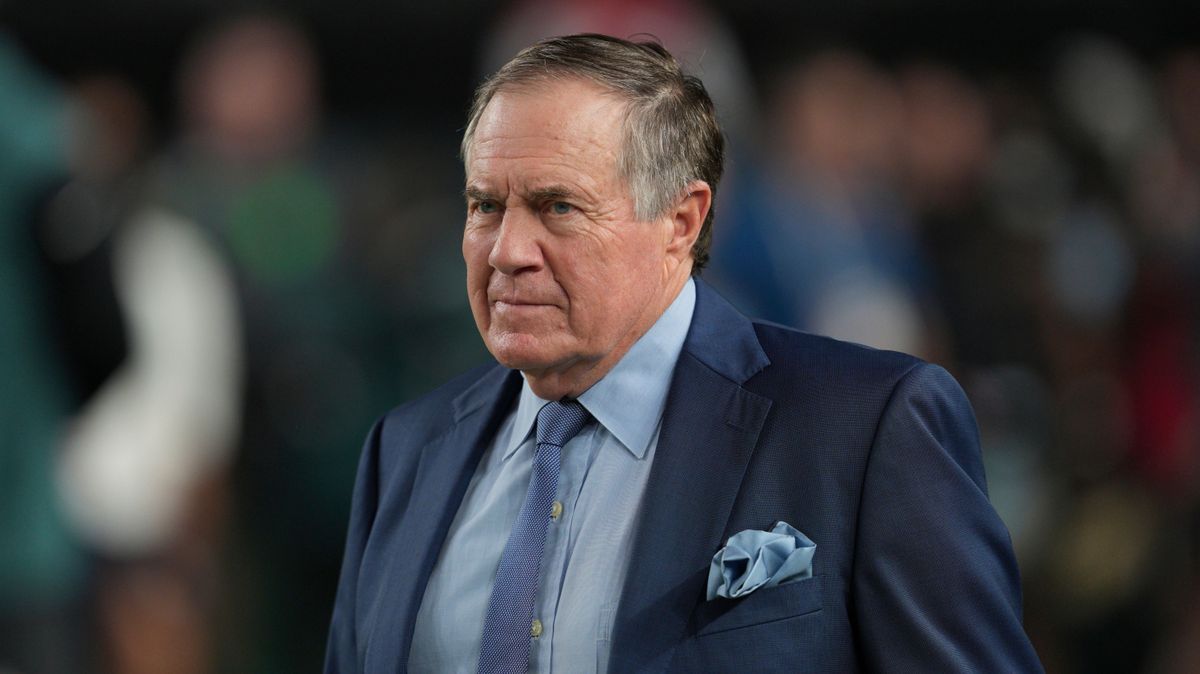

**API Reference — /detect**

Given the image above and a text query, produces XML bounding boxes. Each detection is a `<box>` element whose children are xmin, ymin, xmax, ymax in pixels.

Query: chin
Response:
<box><xmin>484</xmin><ymin>331</ymin><xmax>563</xmax><ymax>371</ymax></box>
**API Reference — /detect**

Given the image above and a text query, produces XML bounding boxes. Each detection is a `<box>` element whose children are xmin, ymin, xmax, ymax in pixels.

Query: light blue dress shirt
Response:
<box><xmin>409</xmin><ymin>279</ymin><xmax>696</xmax><ymax>673</ymax></box>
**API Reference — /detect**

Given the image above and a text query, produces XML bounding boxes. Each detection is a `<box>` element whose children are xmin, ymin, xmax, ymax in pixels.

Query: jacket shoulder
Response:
<box><xmin>376</xmin><ymin>360</ymin><xmax>505</xmax><ymax>451</ymax></box>
<box><xmin>749</xmin><ymin>320</ymin><xmax>925</xmax><ymax>393</ymax></box>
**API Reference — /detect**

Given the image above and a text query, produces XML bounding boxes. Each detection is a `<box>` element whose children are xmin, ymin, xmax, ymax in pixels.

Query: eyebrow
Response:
<box><xmin>464</xmin><ymin>184</ymin><xmax>584</xmax><ymax>205</ymax></box>
<box><xmin>525</xmin><ymin>185</ymin><xmax>577</xmax><ymax>203</ymax></box>
<box><xmin>463</xmin><ymin>186</ymin><xmax>496</xmax><ymax>203</ymax></box>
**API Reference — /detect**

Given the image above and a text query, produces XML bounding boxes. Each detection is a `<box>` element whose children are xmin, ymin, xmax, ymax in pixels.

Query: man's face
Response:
<box><xmin>463</xmin><ymin>78</ymin><xmax>683</xmax><ymax>394</ymax></box>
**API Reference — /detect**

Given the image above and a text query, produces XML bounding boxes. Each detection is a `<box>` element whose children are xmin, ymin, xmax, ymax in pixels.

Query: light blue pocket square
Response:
<box><xmin>706</xmin><ymin>521</ymin><xmax>817</xmax><ymax>600</ymax></box>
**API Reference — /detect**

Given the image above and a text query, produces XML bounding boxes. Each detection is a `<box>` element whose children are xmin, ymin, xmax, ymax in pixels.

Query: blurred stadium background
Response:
<box><xmin>1</xmin><ymin>1</ymin><xmax>1198</xmax><ymax>672</ymax></box>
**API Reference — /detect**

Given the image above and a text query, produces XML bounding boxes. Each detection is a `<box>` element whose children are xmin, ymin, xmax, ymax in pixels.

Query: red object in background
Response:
<box><xmin>1126</xmin><ymin>273</ymin><xmax>1199</xmax><ymax>494</ymax></box>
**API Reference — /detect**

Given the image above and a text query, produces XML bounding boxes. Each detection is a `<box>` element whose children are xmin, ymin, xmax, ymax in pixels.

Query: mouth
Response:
<box><xmin>491</xmin><ymin>294</ymin><xmax>557</xmax><ymax>307</ymax></box>
<box><xmin>493</xmin><ymin>299</ymin><xmax>555</xmax><ymax>309</ymax></box>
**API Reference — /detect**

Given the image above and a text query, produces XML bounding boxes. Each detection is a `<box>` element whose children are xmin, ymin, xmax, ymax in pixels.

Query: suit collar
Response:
<box><xmin>608</xmin><ymin>277</ymin><xmax>774</xmax><ymax>672</ymax></box>
<box><xmin>683</xmin><ymin>278</ymin><xmax>771</xmax><ymax>384</ymax></box>
<box><xmin>577</xmin><ymin>278</ymin><xmax>697</xmax><ymax>459</ymax></box>
<box><xmin>451</xmin><ymin>361</ymin><xmax>517</xmax><ymax>423</ymax></box>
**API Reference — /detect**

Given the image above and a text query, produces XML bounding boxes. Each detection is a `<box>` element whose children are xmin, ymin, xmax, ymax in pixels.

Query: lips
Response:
<box><xmin>486</xmin><ymin>278</ymin><xmax>564</xmax><ymax>308</ymax></box>
<box><xmin>489</xmin><ymin>291</ymin><xmax>561</xmax><ymax>307</ymax></box>
<box><xmin>492</xmin><ymin>299</ymin><xmax>558</xmax><ymax>313</ymax></box>
<box><xmin>492</xmin><ymin>297</ymin><xmax>546</xmax><ymax>306</ymax></box>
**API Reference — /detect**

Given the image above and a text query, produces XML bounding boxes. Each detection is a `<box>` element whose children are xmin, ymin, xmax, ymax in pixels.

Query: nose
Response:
<box><xmin>488</xmin><ymin>207</ymin><xmax>544</xmax><ymax>275</ymax></box>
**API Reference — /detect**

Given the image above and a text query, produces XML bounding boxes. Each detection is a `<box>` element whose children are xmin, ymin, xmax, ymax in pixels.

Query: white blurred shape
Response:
<box><xmin>809</xmin><ymin>267</ymin><xmax>923</xmax><ymax>354</ymax></box>
<box><xmin>1054</xmin><ymin>35</ymin><xmax>1161</xmax><ymax>168</ymax></box>
<box><xmin>58</xmin><ymin>209</ymin><xmax>242</xmax><ymax>556</ymax></box>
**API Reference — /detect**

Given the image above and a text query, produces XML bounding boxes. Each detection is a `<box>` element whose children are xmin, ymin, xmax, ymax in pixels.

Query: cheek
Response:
<box><xmin>569</xmin><ymin>256</ymin><xmax>654</xmax><ymax>329</ymax></box>
<box><xmin>600</xmin><ymin>239</ymin><xmax>663</xmax><ymax>292</ymax></box>
<box><xmin>463</xmin><ymin>231</ymin><xmax>494</xmax><ymax>319</ymax></box>
<box><xmin>463</xmin><ymin>230</ymin><xmax>494</xmax><ymax>279</ymax></box>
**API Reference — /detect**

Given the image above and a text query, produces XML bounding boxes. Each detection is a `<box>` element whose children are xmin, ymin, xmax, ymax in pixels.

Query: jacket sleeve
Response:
<box><xmin>852</xmin><ymin>363</ymin><xmax>1043</xmax><ymax>672</ymax></box>
<box><xmin>324</xmin><ymin>416</ymin><xmax>384</xmax><ymax>674</ymax></box>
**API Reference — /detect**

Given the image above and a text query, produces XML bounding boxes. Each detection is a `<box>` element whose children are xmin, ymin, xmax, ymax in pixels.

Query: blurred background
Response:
<box><xmin>1</xmin><ymin>0</ymin><xmax>1197</xmax><ymax>672</ymax></box>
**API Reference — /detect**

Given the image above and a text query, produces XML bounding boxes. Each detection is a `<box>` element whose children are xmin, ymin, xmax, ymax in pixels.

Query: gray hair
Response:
<box><xmin>461</xmin><ymin>33</ymin><xmax>725</xmax><ymax>272</ymax></box>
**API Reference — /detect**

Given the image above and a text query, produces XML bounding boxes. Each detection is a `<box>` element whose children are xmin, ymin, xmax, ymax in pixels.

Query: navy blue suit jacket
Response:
<box><xmin>325</xmin><ymin>280</ymin><xmax>1043</xmax><ymax>672</ymax></box>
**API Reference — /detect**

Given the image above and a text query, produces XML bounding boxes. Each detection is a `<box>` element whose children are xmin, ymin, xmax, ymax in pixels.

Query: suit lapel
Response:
<box><xmin>364</xmin><ymin>365</ymin><xmax>522</xmax><ymax>673</ymax></box>
<box><xmin>608</xmin><ymin>281</ymin><xmax>772</xmax><ymax>672</ymax></box>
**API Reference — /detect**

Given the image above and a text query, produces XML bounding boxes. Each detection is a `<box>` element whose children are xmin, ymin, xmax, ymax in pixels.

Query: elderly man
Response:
<box><xmin>325</xmin><ymin>34</ymin><xmax>1041</xmax><ymax>673</ymax></box>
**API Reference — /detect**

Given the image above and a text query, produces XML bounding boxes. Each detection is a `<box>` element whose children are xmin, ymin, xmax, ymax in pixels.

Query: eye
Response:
<box><xmin>550</xmin><ymin>201</ymin><xmax>573</xmax><ymax>215</ymax></box>
<box><xmin>477</xmin><ymin>201</ymin><xmax>498</xmax><ymax>214</ymax></box>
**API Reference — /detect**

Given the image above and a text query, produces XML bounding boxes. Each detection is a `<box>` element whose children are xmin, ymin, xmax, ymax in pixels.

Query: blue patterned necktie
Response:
<box><xmin>477</xmin><ymin>399</ymin><xmax>592</xmax><ymax>674</ymax></box>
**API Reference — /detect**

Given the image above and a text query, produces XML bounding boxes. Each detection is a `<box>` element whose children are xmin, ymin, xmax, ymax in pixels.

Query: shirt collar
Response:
<box><xmin>500</xmin><ymin>278</ymin><xmax>697</xmax><ymax>461</ymax></box>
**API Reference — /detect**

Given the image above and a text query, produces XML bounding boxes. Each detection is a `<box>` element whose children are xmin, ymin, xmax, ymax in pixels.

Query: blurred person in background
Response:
<box><xmin>144</xmin><ymin>10</ymin><xmax>487</xmax><ymax>671</ymax></box>
<box><xmin>1039</xmin><ymin>37</ymin><xmax>1199</xmax><ymax>674</ymax></box>
<box><xmin>1123</xmin><ymin>46</ymin><xmax>1200</xmax><ymax>498</ymax></box>
<box><xmin>139</xmin><ymin>12</ymin><xmax>339</xmax><ymax>672</ymax></box>
<box><xmin>888</xmin><ymin>33</ymin><xmax>1198</xmax><ymax>674</ymax></box>
<box><xmin>996</xmin><ymin>36</ymin><xmax>1187</xmax><ymax>674</ymax></box>
<box><xmin>4</xmin><ymin>22</ymin><xmax>240</xmax><ymax>674</ymax></box>
<box><xmin>894</xmin><ymin>59</ymin><xmax>1059</xmax><ymax>567</ymax></box>
<box><xmin>48</xmin><ymin>69</ymin><xmax>242</xmax><ymax>674</ymax></box>
<box><xmin>710</xmin><ymin>49</ymin><xmax>936</xmax><ymax>358</ymax></box>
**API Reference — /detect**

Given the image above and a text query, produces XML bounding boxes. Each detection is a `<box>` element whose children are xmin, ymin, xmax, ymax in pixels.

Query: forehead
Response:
<box><xmin>466</xmin><ymin>79</ymin><xmax>627</xmax><ymax>190</ymax></box>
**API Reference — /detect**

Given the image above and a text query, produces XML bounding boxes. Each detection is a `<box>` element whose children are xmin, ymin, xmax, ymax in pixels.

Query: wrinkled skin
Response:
<box><xmin>462</xmin><ymin>78</ymin><xmax>711</xmax><ymax>400</ymax></box>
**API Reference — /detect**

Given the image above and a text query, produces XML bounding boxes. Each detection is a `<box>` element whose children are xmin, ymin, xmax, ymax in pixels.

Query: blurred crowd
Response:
<box><xmin>1</xmin><ymin>1</ymin><xmax>1197</xmax><ymax>672</ymax></box>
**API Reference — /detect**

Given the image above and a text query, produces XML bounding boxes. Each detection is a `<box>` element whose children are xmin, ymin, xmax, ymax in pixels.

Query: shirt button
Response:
<box><xmin>550</xmin><ymin>501</ymin><xmax>563</xmax><ymax>520</ymax></box>
<box><xmin>531</xmin><ymin>618</ymin><xmax>543</xmax><ymax>639</ymax></box>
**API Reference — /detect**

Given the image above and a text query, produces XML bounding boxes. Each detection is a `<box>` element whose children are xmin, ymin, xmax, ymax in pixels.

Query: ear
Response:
<box><xmin>665</xmin><ymin>179</ymin><xmax>712</xmax><ymax>261</ymax></box>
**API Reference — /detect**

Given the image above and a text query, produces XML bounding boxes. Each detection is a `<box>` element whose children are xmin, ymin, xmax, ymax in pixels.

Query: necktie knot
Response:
<box><xmin>535</xmin><ymin>400</ymin><xmax>591</xmax><ymax>448</ymax></box>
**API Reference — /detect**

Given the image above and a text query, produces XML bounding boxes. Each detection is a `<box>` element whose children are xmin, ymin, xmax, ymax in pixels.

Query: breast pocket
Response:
<box><xmin>692</xmin><ymin>574</ymin><xmax>824</xmax><ymax>637</ymax></box>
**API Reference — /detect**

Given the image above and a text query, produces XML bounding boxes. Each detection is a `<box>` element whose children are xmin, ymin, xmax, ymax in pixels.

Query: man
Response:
<box><xmin>325</xmin><ymin>34</ymin><xmax>1042</xmax><ymax>673</ymax></box>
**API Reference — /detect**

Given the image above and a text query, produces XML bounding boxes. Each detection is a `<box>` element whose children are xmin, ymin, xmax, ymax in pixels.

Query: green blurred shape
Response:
<box><xmin>225</xmin><ymin>166</ymin><xmax>339</xmax><ymax>285</ymax></box>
